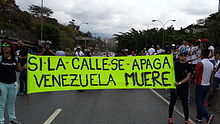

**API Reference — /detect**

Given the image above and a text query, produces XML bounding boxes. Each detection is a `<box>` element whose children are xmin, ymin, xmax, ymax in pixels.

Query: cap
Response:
<box><xmin>121</xmin><ymin>49</ymin><xmax>128</xmax><ymax>52</ymax></box>
<box><xmin>171</xmin><ymin>44</ymin><xmax>175</xmax><ymax>47</ymax></box>
<box><xmin>45</xmin><ymin>40</ymin><xmax>52</xmax><ymax>45</ymax></box>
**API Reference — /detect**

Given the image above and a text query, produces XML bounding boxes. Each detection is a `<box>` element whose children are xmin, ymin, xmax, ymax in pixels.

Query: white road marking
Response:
<box><xmin>43</xmin><ymin>108</ymin><xmax>62</xmax><ymax>124</ymax></box>
<box><xmin>150</xmin><ymin>89</ymin><xmax>196</xmax><ymax>124</ymax></box>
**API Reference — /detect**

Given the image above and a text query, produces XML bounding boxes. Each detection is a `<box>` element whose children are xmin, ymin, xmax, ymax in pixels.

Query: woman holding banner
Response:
<box><xmin>168</xmin><ymin>51</ymin><xmax>193</xmax><ymax>124</ymax></box>
<box><xmin>0</xmin><ymin>40</ymin><xmax>22</xmax><ymax>124</ymax></box>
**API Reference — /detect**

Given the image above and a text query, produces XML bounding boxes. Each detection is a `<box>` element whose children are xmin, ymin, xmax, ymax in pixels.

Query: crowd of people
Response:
<box><xmin>0</xmin><ymin>38</ymin><xmax>219</xmax><ymax>124</ymax></box>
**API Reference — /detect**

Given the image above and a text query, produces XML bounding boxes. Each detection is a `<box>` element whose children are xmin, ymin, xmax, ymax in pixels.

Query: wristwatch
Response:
<box><xmin>179</xmin><ymin>82</ymin><xmax>182</xmax><ymax>85</ymax></box>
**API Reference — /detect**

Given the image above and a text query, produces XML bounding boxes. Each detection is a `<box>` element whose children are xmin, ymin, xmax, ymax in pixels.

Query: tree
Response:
<box><xmin>36</xmin><ymin>23</ymin><xmax>60</xmax><ymax>47</ymax></box>
<box><xmin>28</xmin><ymin>4</ymin><xmax>54</xmax><ymax>18</ymax></box>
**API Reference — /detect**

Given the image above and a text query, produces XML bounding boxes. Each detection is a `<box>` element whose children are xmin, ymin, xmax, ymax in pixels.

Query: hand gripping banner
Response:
<box><xmin>27</xmin><ymin>54</ymin><xmax>176</xmax><ymax>94</ymax></box>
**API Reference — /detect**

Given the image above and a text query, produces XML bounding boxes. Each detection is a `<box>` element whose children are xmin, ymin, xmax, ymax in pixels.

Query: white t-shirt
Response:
<box><xmin>215</xmin><ymin>60</ymin><xmax>220</xmax><ymax>78</ymax></box>
<box><xmin>75</xmin><ymin>51</ymin><xmax>84</xmax><ymax>57</ymax></box>
<box><xmin>148</xmin><ymin>48</ymin><xmax>155</xmax><ymax>55</ymax></box>
<box><xmin>208</xmin><ymin>46</ymin><xmax>215</xmax><ymax>60</ymax></box>
<box><xmin>178</xmin><ymin>45</ymin><xmax>189</xmax><ymax>53</ymax></box>
<box><xmin>56</xmin><ymin>51</ymin><xmax>65</xmax><ymax>56</ymax></box>
<box><xmin>157</xmin><ymin>49</ymin><xmax>164</xmax><ymax>54</ymax></box>
<box><xmin>186</xmin><ymin>45</ymin><xmax>194</xmax><ymax>62</ymax></box>
<box><xmin>191</xmin><ymin>46</ymin><xmax>199</xmax><ymax>64</ymax></box>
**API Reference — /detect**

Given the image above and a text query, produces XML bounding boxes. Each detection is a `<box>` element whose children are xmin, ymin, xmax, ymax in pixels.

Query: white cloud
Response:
<box><xmin>15</xmin><ymin>0</ymin><xmax>219</xmax><ymax>37</ymax></box>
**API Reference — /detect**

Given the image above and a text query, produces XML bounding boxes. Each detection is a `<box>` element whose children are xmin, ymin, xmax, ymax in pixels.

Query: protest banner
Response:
<box><xmin>27</xmin><ymin>54</ymin><xmax>176</xmax><ymax>94</ymax></box>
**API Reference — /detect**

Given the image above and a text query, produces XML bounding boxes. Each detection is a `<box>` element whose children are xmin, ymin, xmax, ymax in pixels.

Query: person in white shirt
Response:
<box><xmin>156</xmin><ymin>45</ymin><xmax>164</xmax><ymax>55</ymax></box>
<box><xmin>148</xmin><ymin>45</ymin><xmax>156</xmax><ymax>55</ymax></box>
<box><xmin>56</xmin><ymin>47</ymin><xmax>65</xmax><ymax>56</ymax></box>
<box><xmin>214</xmin><ymin>54</ymin><xmax>220</xmax><ymax>89</ymax></box>
<box><xmin>206</xmin><ymin>53</ymin><xmax>220</xmax><ymax>106</ymax></box>
<box><xmin>75</xmin><ymin>47</ymin><xmax>84</xmax><ymax>57</ymax></box>
<box><xmin>178</xmin><ymin>40</ymin><xmax>189</xmax><ymax>54</ymax></box>
<box><xmin>206</xmin><ymin>42</ymin><xmax>215</xmax><ymax>65</ymax></box>
<box><xmin>186</xmin><ymin>40</ymin><xmax>194</xmax><ymax>62</ymax></box>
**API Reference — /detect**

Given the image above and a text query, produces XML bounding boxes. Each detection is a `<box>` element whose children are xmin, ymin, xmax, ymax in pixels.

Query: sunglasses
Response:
<box><xmin>2</xmin><ymin>44</ymin><xmax>11</xmax><ymax>47</ymax></box>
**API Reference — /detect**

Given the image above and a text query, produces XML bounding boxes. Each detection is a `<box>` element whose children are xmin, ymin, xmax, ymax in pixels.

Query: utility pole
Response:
<box><xmin>40</xmin><ymin>0</ymin><xmax>44</xmax><ymax>40</ymax></box>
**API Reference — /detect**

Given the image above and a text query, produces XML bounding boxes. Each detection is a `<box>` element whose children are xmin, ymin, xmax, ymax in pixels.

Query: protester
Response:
<box><xmin>121</xmin><ymin>49</ymin><xmax>128</xmax><ymax>56</ymax></box>
<box><xmin>206</xmin><ymin>53</ymin><xmax>220</xmax><ymax>106</ymax></box>
<box><xmin>85</xmin><ymin>50</ymin><xmax>92</xmax><ymax>57</ymax></box>
<box><xmin>0</xmin><ymin>40</ymin><xmax>22</xmax><ymax>124</ymax></box>
<box><xmin>39</xmin><ymin>41</ymin><xmax>56</xmax><ymax>56</ymax></box>
<box><xmin>178</xmin><ymin>40</ymin><xmax>189</xmax><ymax>54</ymax></box>
<box><xmin>131</xmin><ymin>50</ymin><xmax>136</xmax><ymax>56</ymax></box>
<box><xmin>156</xmin><ymin>45</ymin><xmax>164</xmax><ymax>55</ymax></box>
<box><xmin>214</xmin><ymin>54</ymin><xmax>220</xmax><ymax>90</ymax></box>
<box><xmin>75</xmin><ymin>47</ymin><xmax>84</xmax><ymax>57</ymax></box>
<box><xmin>56</xmin><ymin>47</ymin><xmax>65</xmax><ymax>56</ymax></box>
<box><xmin>17</xmin><ymin>40</ymin><xmax>28</xmax><ymax>95</ymax></box>
<box><xmin>148</xmin><ymin>45</ymin><xmax>156</xmax><ymax>55</ymax></box>
<box><xmin>168</xmin><ymin>51</ymin><xmax>192</xmax><ymax>124</ymax></box>
<box><xmin>206</xmin><ymin>42</ymin><xmax>215</xmax><ymax>65</ymax></box>
<box><xmin>194</xmin><ymin>49</ymin><xmax>214</xmax><ymax>124</ymax></box>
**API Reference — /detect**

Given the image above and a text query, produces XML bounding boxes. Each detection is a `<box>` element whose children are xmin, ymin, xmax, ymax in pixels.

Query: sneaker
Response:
<box><xmin>207</xmin><ymin>114</ymin><xmax>214</xmax><ymax>124</ymax></box>
<box><xmin>185</xmin><ymin>120</ymin><xmax>191</xmax><ymax>124</ymax></box>
<box><xmin>194</xmin><ymin>117</ymin><xmax>203</xmax><ymax>123</ymax></box>
<box><xmin>9</xmin><ymin>120</ymin><xmax>22</xmax><ymax>124</ymax></box>
<box><xmin>167</xmin><ymin>118</ymin><xmax>173</xmax><ymax>124</ymax></box>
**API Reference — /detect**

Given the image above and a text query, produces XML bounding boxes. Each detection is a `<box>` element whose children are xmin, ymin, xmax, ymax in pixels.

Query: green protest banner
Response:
<box><xmin>27</xmin><ymin>54</ymin><xmax>176</xmax><ymax>94</ymax></box>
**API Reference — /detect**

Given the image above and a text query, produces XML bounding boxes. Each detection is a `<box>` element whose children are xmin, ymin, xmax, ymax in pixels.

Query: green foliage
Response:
<box><xmin>0</xmin><ymin>1</ymin><xmax>82</xmax><ymax>49</ymax></box>
<box><xmin>28</xmin><ymin>4</ymin><xmax>54</xmax><ymax>18</ymax></box>
<box><xmin>36</xmin><ymin>23</ymin><xmax>60</xmax><ymax>47</ymax></box>
<box><xmin>115</xmin><ymin>27</ymin><xmax>180</xmax><ymax>52</ymax></box>
<box><xmin>115</xmin><ymin>12</ymin><xmax>220</xmax><ymax>52</ymax></box>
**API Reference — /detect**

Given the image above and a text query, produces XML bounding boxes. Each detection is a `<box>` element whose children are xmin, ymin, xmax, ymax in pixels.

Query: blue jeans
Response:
<box><xmin>19</xmin><ymin>70</ymin><xmax>27</xmax><ymax>94</ymax></box>
<box><xmin>195</xmin><ymin>85</ymin><xmax>211</xmax><ymax>120</ymax></box>
<box><xmin>214</xmin><ymin>77</ymin><xmax>220</xmax><ymax>89</ymax></box>
<box><xmin>0</xmin><ymin>82</ymin><xmax>18</xmax><ymax>124</ymax></box>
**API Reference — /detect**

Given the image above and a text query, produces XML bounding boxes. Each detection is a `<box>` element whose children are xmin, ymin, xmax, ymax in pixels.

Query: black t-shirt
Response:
<box><xmin>42</xmin><ymin>49</ymin><xmax>54</xmax><ymax>56</ymax></box>
<box><xmin>19</xmin><ymin>46</ymin><xmax>29</xmax><ymax>67</ymax></box>
<box><xmin>174</xmin><ymin>62</ymin><xmax>193</xmax><ymax>88</ymax></box>
<box><xmin>0</xmin><ymin>56</ymin><xmax>17</xmax><ymax>84</ymax></box>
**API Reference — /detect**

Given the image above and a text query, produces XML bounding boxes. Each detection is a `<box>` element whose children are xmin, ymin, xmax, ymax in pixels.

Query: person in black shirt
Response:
<box><xmin>17</xmin><ymin>40</ymin><xmax>29</xmax><ymax>95</ymax></box>
<box><xmin>168</xmin><ymin>51</ymin><xmax>192</xmax><ymax>124</ymax></box>
<box><xmin>0</xmin><ymin>40</ymin><xmax>22</xmax><ymax>124</ymax></box>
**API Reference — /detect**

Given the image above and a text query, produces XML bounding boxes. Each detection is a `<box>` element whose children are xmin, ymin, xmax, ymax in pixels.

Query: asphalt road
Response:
<box><xmin>5</xmin><ymin>89</ymin><xmax>190</xmax><ymax>124</ymax></box>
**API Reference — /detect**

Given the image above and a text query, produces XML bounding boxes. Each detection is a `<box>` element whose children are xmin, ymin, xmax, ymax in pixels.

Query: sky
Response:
<box><xmin>15</xmin><ymin>0</ymin><xmax>219</xmax><ymax>38</ymax></box>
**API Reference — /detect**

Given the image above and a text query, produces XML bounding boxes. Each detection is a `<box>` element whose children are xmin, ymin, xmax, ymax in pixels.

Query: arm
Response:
<box><xmin>193</xmin><ymin>62</ymin><xmax>202</xmax><ymax>82</ymax></box>
<box><xmin>49</xmin><ymin>49</ymin><xmax>56</xmax><ymax>56</ymax></box>
<box><xmin>19</xmin><ymin>56</ymin><xmax>27</xmax><ymax>59</ymax></box>
<box><xmin>39</xmin><ymin>49</ymin><xmax>46</xmax><ymax>55</ymax></box>
<box><xmin>208</xmin><ymin>50</ymin><xmax>214</xmax><ymax>59</ymax></box>
<box><xmin>175</xmin><ymin>73</ymin><xmax>191</xmax><ymax>86</ymax></box>
<box><xmin>16</xmin><ymin>62</ymin><xmax>22</xmax><ymax>72</ymax></box>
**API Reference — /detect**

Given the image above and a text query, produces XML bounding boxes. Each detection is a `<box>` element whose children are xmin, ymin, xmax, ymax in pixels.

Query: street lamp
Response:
<box><xmin>78</xmin><ymin>22</ymin><xmax>88</xmax><ymax>30</ymax></box>
<box><xmin>40</xmin><ymin>0</ymin><xmax>44</xmax><ymax>40</ymax></box>
<box><xmin>152</xmin><ymin>19</ymin><xmax>175</xmax><ymax>49</ymax></box>
<box><xmin>78</xmin><ymin>22</ymin><xmax>88</xmax><ymax>48</ymax></box>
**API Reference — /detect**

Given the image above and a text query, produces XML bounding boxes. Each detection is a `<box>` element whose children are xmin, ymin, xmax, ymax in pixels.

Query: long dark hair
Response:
<box><xmin>1</xmin><ymin>39</ymin><xmax>16</xmax><ymax>58</ymax></box>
